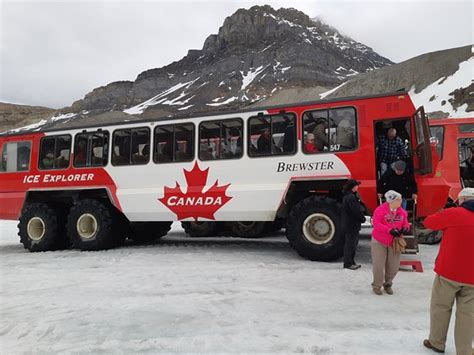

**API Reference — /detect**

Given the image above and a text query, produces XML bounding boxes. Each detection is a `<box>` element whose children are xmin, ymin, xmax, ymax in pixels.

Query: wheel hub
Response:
<box><xmin>27</xmin><ymin>217</ymin><xmax>46</xmax><ymax>241</ymax></box>
<box><xmin>302</xmin><ymin>213</ymin><xmax>335</xmax><ymax>245</ymax></box>
<box><xmin>76</xmin><ymin>213</ymin><xmax>98</xmax><ymax>239</ymax></box>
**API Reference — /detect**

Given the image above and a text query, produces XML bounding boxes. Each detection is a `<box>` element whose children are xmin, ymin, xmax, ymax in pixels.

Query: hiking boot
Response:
<box><xmin>344</xmin><ymin>264</ymin><xmax>361</xmax><ymax>270</ymax></box>
<box><xmin>384</xmin><ymin>286</ymin><xmax>394</xmax><ymax>295</ymax></box>
<box><xmin>423</xmin><ymin>339</ymin><xmax>445</xmax><ymax>353</ymax></box>
<box><xmin>372</xmin><ymin>287</ymin><xmax>382</xmax><ymax>295</ymax></box>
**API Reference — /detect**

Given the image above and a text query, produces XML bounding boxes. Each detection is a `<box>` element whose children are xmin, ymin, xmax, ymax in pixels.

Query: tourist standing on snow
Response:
<box><xmin>370</xmin><ymin>190</ymin><xmax>410</xmax><ymax>295</ymax></box>
<box><xmin>422</xmin><ymin>188</ymin><xmax>474</xmax><ymax>355</ymax></box>
<box><xmin>341</xmin><ymin>179</ymin><xmax>366</xmax><ymax>270</ymax></box>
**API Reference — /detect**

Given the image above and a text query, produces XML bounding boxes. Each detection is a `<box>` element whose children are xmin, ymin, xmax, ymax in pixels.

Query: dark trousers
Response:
<box><xmin>343</xmin><ymin>230</ymin><xmax>360</xmax><ymax>267</ymax></box>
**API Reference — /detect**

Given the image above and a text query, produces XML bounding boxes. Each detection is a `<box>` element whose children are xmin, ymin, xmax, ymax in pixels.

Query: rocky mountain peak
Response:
<box><xmin>3</xmin><ymin>5</ymin><xmax>397</xmax><ymax>132</ymax></box>
<box><xmin>203</xmin><ymin>6</ymin><xmax>315</xmax><ymax>52</ymax></box>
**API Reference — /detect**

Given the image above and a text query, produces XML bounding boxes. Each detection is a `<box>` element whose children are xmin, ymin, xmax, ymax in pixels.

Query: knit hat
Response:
<box><xmin>343</xmin><ymin>179</ymin><xmax>361</xmax><ymax>191</ymax></box>
<box><xmin>385</xmin><ymin>190</ymin><xmax>402</xmax><ymax>203</ymax></box>
<box><xmin>391</xmin><ymin>160</ymin><xmax>406</xmax><ymax>172</ymax></box>
<box><xmin>458</xmin><ymin>188</ymin><xmax>474</xmax><ymax>200</ymax></box>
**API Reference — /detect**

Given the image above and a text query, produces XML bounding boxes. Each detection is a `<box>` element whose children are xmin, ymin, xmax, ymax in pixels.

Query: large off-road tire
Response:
<box><xmin>181</xmin><ymin>221</ymin><xmax>218</xmax><ymax>237</ymax></box>
<box><xmin>18</xmin><ymin>203</ymin><xmax>67</xmax><ymax>252</ymax></box>
<box><xmin>67</xmin><ymin>199</ymin><xmax>119</xmax><ymax>251</ymax></box>
<box><xmin>229</xmin><ymin>221</ymin><xmax>267</xmax><ymax>238</ymax></box>
<box><xmin>286</xmin><ymin>196</ymin><xmax>344</xmax><ymax>261</ymax></box>
<box><xmin>417</xmin><ymin>230</ymin><xmax>442</xmax><ymax>244</ymax></box>
<box><xmin>129</xmin><ymin>222</ymin><xmax>172</xmax><ymax>243</ymax></box>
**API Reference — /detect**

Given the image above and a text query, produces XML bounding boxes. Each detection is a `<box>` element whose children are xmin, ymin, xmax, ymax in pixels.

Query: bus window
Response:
<box><xmin>112</xmin><ymin>127</ymin><xmax>150</xmax><ymax>166</ymax></box>
<box><xmin>175</xmin><ymin>124</ymin><xmax>194</xmax><ymax>162</ymax></box>
<box><xmin>112</xmin><ymin>129</ymin><xmax>131</xmax><ymax>165</ymax></box>
<box><xmin>459</xmin><ymin>124</ymin><xmax>474</xmax><ymax>134</ymax></box>
<box><xmin>199</xmin><ymin>118</ymin><xmax>243</xmax><ymax>160</ymax></box>
<box><xmin>329</xmin><ymin>107</ymin><xmax>357</xmax><ymax>151</ymax></box>
<box><xmin>302</xmin><ymin>109</ymin><xmax>329</xmax><ymax>153</ymax></box>
<box><xmin>39</xmin><ymin>135</ymin><xmax>71</xmax><ymax>170</ymax></box>
<box><xmin>131</xmin><ymin>128</ymin><xmax>150</xmax><ymax>164</ymax></box>
<box><xmin>73</xmin><ymin>131</ymin><xmax>109</xmax><ymax>168</ymax></box>
<box><xmin>248</xmin><ymin>113</ymin><xmax>296</xmax><ymax>157</ymax></box>
<box><xmin>429</xmin><ymin>126</ymin><xmax>444</xmax><ymax>160</ymax></box>
<box><xmin>303</xmin><ymin>107</ymin><xmax>357</xmax><ymax>153</ymax></box>
<box><xmin>0</xmin><ymin>141</ymin><xmax>31</xmax><ymax>172</ymax></box>
<box><xmin>153</xmin><ymin>123</ymin><xmax>194</xmax><ymax>163</ymax></box>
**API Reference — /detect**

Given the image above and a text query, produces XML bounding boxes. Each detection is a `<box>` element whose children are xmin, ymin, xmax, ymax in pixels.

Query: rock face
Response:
<box><xmin>0</xmin><ymin>103</ymin><xmax>56</xmax><ymax>133</ymax></box>
<box><xmin>324</xmin><ymin>45</ymin><xmax>473</xmax><ymax>118</ymax></box>
<box><xmin>66</xmin><ymin>5</ymin><xmax>392</xmax><ymax>120</ymax></box>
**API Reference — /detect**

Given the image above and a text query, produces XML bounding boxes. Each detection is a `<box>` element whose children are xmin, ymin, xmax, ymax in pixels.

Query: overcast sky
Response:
<box><xmin>0</xmin><ymin>0</ymin><xmax>472</xmax><ymax>109</ymax></box>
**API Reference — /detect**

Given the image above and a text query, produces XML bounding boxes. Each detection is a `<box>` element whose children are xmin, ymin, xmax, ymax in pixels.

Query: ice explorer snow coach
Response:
<box><xmin>0</xmin><ymin>92</ymin><xmax>450</xmax><ymax>260</ymax></box>
<box><xmin>417</xmin><ymin>118</ymin><xmax>474</xmax><ymax>243</ymax></box>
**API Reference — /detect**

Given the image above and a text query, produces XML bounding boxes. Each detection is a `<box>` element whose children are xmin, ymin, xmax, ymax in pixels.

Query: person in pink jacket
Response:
<box><xmin>371</xmin><ymin>190</ymin><xmax>410</xmax><ymax>295</ymax></box>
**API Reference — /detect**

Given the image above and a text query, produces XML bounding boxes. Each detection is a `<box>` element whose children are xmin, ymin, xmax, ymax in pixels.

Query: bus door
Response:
<box><xmin>412</xmin><ymin>106</ymin><xmax>433</xmax><ymax>175</ymax></box>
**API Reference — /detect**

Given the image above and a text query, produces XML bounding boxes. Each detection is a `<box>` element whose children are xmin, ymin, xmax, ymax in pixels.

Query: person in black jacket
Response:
<box><xmin>342</xmin><ymin>179</ymin><xmax>367</xmax><ymax>270</ymax></box>
<box><xmin>377</xmin><ymin>160</ymin><xmax>418</xmax><ymax>209</ymax></box>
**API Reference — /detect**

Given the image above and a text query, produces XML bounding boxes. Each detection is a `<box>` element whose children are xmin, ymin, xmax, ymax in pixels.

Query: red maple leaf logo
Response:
<box><xmin>159</xmin><ymin>162</ymin><xmax>232</xmax><ymax>221</ymax></box>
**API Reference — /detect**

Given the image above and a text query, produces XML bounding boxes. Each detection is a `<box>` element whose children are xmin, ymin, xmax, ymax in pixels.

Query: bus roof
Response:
<box><xmin>429</xmin><ymin>117</ymin><xmax>474</xmax><ymax>126</ymax></box>
<box><xmin>1</xmin><ymin>90</ymin><xmax>411</xmax><ymax>138</ymax></box>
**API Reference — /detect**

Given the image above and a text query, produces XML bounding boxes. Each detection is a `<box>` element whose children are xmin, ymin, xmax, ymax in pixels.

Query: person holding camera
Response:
<box><xmin>422</xmin><ymin>188</ymin><xmax>474</xmax><ymax>355</ymax></box>
<box><xmin>370</xmin><ymin>190</ymin><xmax>410</xmax><ymax>295</ymax></box>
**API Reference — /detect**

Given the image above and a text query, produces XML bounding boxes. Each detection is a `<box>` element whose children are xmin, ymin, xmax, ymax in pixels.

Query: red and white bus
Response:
<box><xmin>413</xmin><ymin>118</ymin><xmax>474</xmax><ymax>243</ymax></box>
<box><xmin>0</xmin><ymin>91</ymin><xmax>450</xmax><ymax>260</ymax></box>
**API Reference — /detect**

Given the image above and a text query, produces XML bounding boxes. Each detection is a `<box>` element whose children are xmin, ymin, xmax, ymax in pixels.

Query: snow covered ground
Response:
<box><xmin>0</xmin><ymin>221</ymin><xmax>458</xmax><ymax>354</ymax></box>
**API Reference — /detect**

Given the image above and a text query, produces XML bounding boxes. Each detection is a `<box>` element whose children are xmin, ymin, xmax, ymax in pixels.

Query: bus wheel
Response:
<box><xmin>129</xmin><ymin>222</ymin><xmax>172</xmax><ymax>243</ymax></box>
<box><xmin>417</xmin><ymin>230</ymin><xmax>442</xmax><ymax>244</ymax></box>
<box><xmin>182</xmin><ymin>221</ymin><xmax>218</xmax><ymax>237</ymax></box>
<box><xmin>18</xmin><ymin>203</ymin><xmax>64</xmax><ymax>252</ymax></box>
<box><xmin>230</xmin><ymin>221</ymin><xmax>267</xmax><ymax>238</ymax></box>
<box><xmin>286</xmin><ymin>196</ymin><xmax>343</xmax><ymax>261</ymax></box>
<box><xmin>67</xmin><ymin>199</ymin><xmax>118</xmax><ymax>251</ymax></box>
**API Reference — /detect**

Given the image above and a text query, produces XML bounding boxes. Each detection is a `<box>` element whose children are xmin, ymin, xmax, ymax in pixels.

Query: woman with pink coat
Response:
<box><xmin>371</xmin><ymin>190</ymin><xmax>410</xmax><ymax>295</ymax></box>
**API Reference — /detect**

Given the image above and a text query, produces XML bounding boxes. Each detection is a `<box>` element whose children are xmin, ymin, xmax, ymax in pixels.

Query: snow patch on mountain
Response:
<box><xmin>409</xmin><ymin>57</ymin><xmax>473</xmax><ymax>118</ymax></box>
<box><xmin>320</xmin><ymin>82</ymin><xmax>347</xmax><ymax>99</ymax></box>
<box><xmin>207</xmin><ymin>96</ymin><xmax>238</xmax><ymax>107</ymax></box>
<box><xmin>124</xmin><ymin>78</ymin><xmax>200</xmax><ymax>115</ymax></box>
<box><xmin>51</xmin><ymin>112</ymin><xmax>77</xmax><ymax>122</ymax></box>
<box><xmin>5</xmin><ymin>119</ymin><xmax>48</xmax><ymax>134</ymax></box>
<box><xmin>240</xmin><ymin>66</ymin><xmax>266</xmax><ymax>91</ymax></box>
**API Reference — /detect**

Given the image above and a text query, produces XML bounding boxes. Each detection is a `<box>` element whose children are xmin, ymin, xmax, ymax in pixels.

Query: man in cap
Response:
<box><xmin>378</xmin><ymin>159</ymin><xmax>418</xmax><ymax>209</ymax></box>
<box><xmin>422</xmin><ymin>188</ymin><xmax>474</xmax><ymax>355</ymax></box>
<box><xmin>377</xmin><ymin>127</ymin><xmax>407</xmax><ymax>175</ymax></box>
<box><xmin>341</xmin><ymin>179</ymin><xmax>367</xmax><ymax>270</ymax></box>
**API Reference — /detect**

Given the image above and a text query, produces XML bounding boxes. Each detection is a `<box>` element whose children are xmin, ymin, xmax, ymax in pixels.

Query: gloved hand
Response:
<box><xmin>399</xmin><ymin>228</ymin><xmax>411</xmax><ymax>235</ymax></box>
<box><xmin>390</xmin><ymin>229</ymin><xmax>400</xmax><ymax>237</ymax></box>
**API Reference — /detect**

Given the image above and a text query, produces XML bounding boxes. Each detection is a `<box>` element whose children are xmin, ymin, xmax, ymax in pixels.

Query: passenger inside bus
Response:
<box><xmin>74</xmin><ymin>139</ymin><xmax>87</xmax><ymax>166</ymax></box>
<box><xmin>41</xmin><ymin>150</ymin><xmax>55</xmax><ymax>169</ymax></box>
<box><xmin>313</xmin><ymin>119</ymin><xmax>329</xmax><ymax>151</ymax></box>
<box><xmin>56</xmin><ymin>137</ymin><xmax>70</xmax><ymax>168</ymax></box>
<box><xmin>304</xmin><ymin>133</ymin><xmax>317</xmax><ymax>153</ymax></box>
<box><xmin>39</xmin><ymin>138</ymin><xmax>56</xmax><ymax>169</ymax></box>
<box><xmin>460</xmin><ymin>139</ymin><xmax>474</xmax><ymax>187</ymax></box>
<box><xmin>257</xmin><ymin>128</ymin><xmax>272</xmax><ymax>154</ymax></box>
<box><xmin>91</xmin><ymin>136</ymin><xmax>105</xmax><ymax>166</ymax></box>
<box><xmin>376</xmin><ymin>127</ymin><xmax>408</xmax><ymax>176</ymax></box>
<box><xmin>334</xmin><ymin>116</ymin><xmax>355</xmax><ymax>149</ymax></box>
